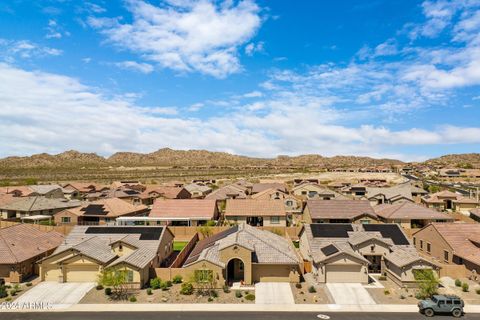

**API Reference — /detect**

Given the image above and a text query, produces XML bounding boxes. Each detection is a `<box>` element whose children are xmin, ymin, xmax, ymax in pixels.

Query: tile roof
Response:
<box><xmin>374</xmin><ymin>202</ymin><xmax>454</xmax><ymax>221</ymax></box>
<box><xmin>252</xmin><ymin>183</ymin><xmax>287</xmax><ymax>194</ymax></box>
<box><xmin>0</xmin><ymin>196</ymin><xmax>81</xmax><ymax>212</ymax></box>
<box><xmin>205</xmin><ymin>185</ymin><xmax>247</xmax><ymax>200</ymax></box>
<box><xmin>145</xmin><ymin>186</ymin><xmax>190</xmax><ymax>199</ymax></box>
<box><xmin>149</xmin><ymin>199</ymin><xmax>217</xmax><ymax>220</ymax></box>
<box><xmin>58</xmin><ymin>198</ymin><xmax>148</xmax><ymax>218</ymax></box>
<box><xmin>51</xmin><ymin>226</ymin><xmax>167</xmax><ymax>268</ymax></box>
<box><xmin>183</xmin><ymin>183</ymin><xmax>212</xmax><ymax>194</ymax></box>
<box><xmin>250</xmin><ymin>188</ymin><xmax>287</xmax><ymax>200</ymax></box>
<box><xmin>225</xmin><ymin>199</ymin><xmax>286</xmax><ymax>217</ymax></box>
<box><xmin>0</xmin><ymin>194</ymin><xmax>17</xmax><ymax>206</ymax></box>
<box><xmin>0</xmin><ymin>224</ymin><xmax>64</xmax><ymax>264</ymax></box>
<box><xmin>184</xmin><ymin>224</ymin><xmax>299</xmax><ymax>267</ymax></box>
<box><xmin>384</xmin><ymin>246</ymin><xmax>434</xmax><ymax>268</ymax></box>
<box><xmin>366</xmin><ymin>183</ymin><xmax>418</xmax><ymax>202</ymax></box>
<box><xmin>422</xmin><ymin>191</ymin><xmax>478</xmax><ymax>204</ymax></box>
<box><xmin>306</xmin><ymin>200</ymin><xmax>377</xmax><ymax>220</ymax></box>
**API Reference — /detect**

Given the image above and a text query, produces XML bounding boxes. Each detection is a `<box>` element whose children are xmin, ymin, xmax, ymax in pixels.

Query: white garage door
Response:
<box><xmin>326</xmin><ymin>264</ymin><xmax>364</xmax><ymax>283</ymax></box>
<box><xmin>65</xmin><ymin>265</ymin><xmax>99</xmax><ymax>282</ymax></box>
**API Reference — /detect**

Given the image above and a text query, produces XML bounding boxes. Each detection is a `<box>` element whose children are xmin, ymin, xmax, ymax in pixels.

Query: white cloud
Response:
<box><xmin>0</xmin><ymin>39</ymin><xmax>62</xmax><ymax>62</ymax></box>
<box><xmin>245</xmin><ymin>41</ymin><xmax>264</xmax><ymax>56</ymax></box>
<box><xmin>114</xmin><ymin>60</ymin><xmax>154</xmax><ymax>74</ymax></box>
<box><xmin>45</xmin><ymin>19</ymin><xmax>69</xmax><ymax>39</ymax></box>
<box><xmin>88</xmin><ymin>0</ymin><xmax>262</xmax><ymax>78</ymax></box>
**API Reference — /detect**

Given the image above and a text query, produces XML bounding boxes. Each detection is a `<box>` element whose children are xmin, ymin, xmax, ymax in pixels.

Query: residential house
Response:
<box><xmin>412</xmin><ymin>223</ymin><xmax>480</xmax><ymax>272</ymax></box>
<box><xmin>299</xmin><ymin>223</ymin><xmax>437</xmax><ymax>286</ymax></box>
<box><xmin>373</xmin><ymin>202</ymin><xmax>454</xmax><ymax>229</ymax></box>
<box><xmin>365</xmin><ymin>182</ymin><xmax>428</xmax><ymax>205</ymax></box>
<box><xmin>421</xmin><ymin>190</ymin><xmax>478</xmax><ymax>214</ymax></box>
<box><xmin>251</xmin><ymin>183</ymin><xmax>287</xmax><ymax>194</ymax></box>
<box><xmin>0</xmin><ymin>197</ymin><xmax>81</xmax><ymax>219</ymax></box>
<box><xmin>137</xmin><ymin>186</ymin><xmax>192</xmax><ymax>206</ymax></box>
<box><xmin>86</xmin><ymin>188</ymin><xmax>144</xmax><ymax>205</ymax></box>
<box><xmin>54</xmin><ymin>198</ymin><xmax>149</xmax><ymax>225</ymax></box>
<box><xmin>0</xmin><ymin>224</ymin><xmax>64</xmax><ymax>283</ymax></box>
<box><xmin>293</xmin><ymin>179</ymin><xmax>319</xmax><ymax>186</ymax></box>
<box><xmin>183</xmin><ymin>183</ymin><xmax>212</xmax><ymax>198</ymax></box>
<box><xmin>251</xmin><ymin>188</ymin><xmax>303</xmax><ymax>223</ymax></box>
<box><xmin>205</xmin><ymin>184</ymin><xmax>248</xmax><ymax>201</ymax></box>
<box><xmin>182</xmin><ymin>224</ymin><xmax>300</xmax><ymax>285</ymax></box>
<box><xmin>291</xmin><ymin>183</ymin><xmax>349</xmax><ymax>200</ymax></box>
<box><xmin>149</xmin><ymin>199</ymin><xmax>218</xmax><ymax>226</ymax></box>
<box><xmin>303</xmin><ymin>200</ymin><xmax>379</xmax><ymax>224</ymax></box>
<box><xmin>62</xmin><ymin>183</ymin><xmax>109</xmax><ymax>199</ymax></box>
<box><xmin>0</xmin><ymin>185</ymin><xmax>64</xmax><ymax>198</ymax></box>
<box><xmin>340</xmin><ymin>183</ymin><xmax>368</xmax><ymax>198</ymax></box>
<box><xmin>39</xmin><ymin>226</ymin><xmax>174</xmax><ymax>288</ymax></box>
<box><xmin>224</xmin><ymin>199</ymin><xmax>287</xmax><ymax>227</ymax></box>
<box><xmin>111</xmin><ymin>181</ymin><xmax>146</xmax><ymax>192</ymax></box>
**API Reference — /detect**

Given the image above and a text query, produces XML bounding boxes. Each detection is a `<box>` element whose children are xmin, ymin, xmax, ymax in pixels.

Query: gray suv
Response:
<box><xmin>418</xmin><ymin>295</ymin><xmax>464</xmax><ymax>317</ymax></box>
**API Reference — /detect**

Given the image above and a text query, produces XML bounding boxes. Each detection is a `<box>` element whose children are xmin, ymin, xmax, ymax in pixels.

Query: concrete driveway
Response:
<box><xmin>14</xmin><ymin>282</ymin><xmax>95</xmax><ymax>308</ymax></box>
<box><xmin>326</xmin><ymin>283</ymin><xmax>376</xmax><ymax>305</ymax></box>
<box><xmin>255</xmin><ymin>282</ymin><xmax>294</xmax><ymax>305</ymax></box>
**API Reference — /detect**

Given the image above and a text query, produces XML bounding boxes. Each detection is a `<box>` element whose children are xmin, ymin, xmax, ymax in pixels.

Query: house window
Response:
<box><xmin>61</xmin><ymin>217</ymin><xmax>71</xmax><ymax>223</ymax></box>
<box><xmin>127</xmin><ymin>270</ymin><xmax>134</xmax><ymax>282</ymax></box>
<box><xmin>360</xmin><ymin>219</ymin><xmax>370</xmax><ymax>224</ymax></box>
<box><xmin>427</xmin><ymin>243</ymin><xmax>431</xmax><ymax>253</ymax></box>
<box><xmin>420</xmin><ymin>240</ymin><xmax>423</xmax><ymax>250</ymax></box>
<box><xmin>301</xmin><ymin>191</ymin><xmax>307</xmax><ymax>195</ymax></box>
<box><xmin>270</xmin><ymin>216</ymin><xmax>280</xmax><ymax>224</ymax></box>
<box><xmin>119</xmin><ymin>244</ymin><xmax>123</xmax><ymax>252</ymax></box>
<box><xmin>413</xmin><ymin>237</ymin><xmax>416</xmax><ymax>245</ymax></box>
<box><xmin>444</xmin><ymin>250</ymin><xmax>449</xmax><ymax>262</ymax></box>
<box><xmin>286</xmin><ymin>200</ymin><xmax>293</xmax><ymax>207</ymax></box>
<box><xmin>194</xmin><ymin>269</ymin><xmax>213</xmax><ymax>283</ymax></box>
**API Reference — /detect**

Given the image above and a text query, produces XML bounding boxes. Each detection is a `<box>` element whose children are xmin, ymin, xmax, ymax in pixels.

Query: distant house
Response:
<box><xmin>62</xmin><ymin>183</ymin><xmax>109</xmax><ymax>199</ymax></box>
<box><xmin>111</xmin><ymin>180</ymin><xmax>145</xmax><ymax>191</ymax></box>
<box><xmin>138</xmin><ymin>186</ymin><xmax>192</xmax><ymax>206</ymax></box>
<box><xmin>366</xmin><ymin>183</ymin><xmax>428</xmax><ymax>205</ymax></box>
<box><xmin>54</xmin><ymin>198</ymin><xmax>149</xmax><ymax>225</ymax></box>
<box><xmin>0</xmin><ymin>185</ymin><xmax>64</xmax><ymax>198</ymax></box>
<box><xmin>291</xmin><ymin>183</ymin><xmax>349</xmax><ymax>200</ymax></box>
<box><xmin>39</xmin><ymin>226</ymin><xmax>174</xmax><ymax>288</ymax></box>
<box><xmin>205</xmin><ymin>184</ymin><xmax>248</xmax><ymax>201</ymax></box>
<box><xmin>303</xmin><ymin>200</ymin><xmax>379</xmax><ymax>224</ymax></box>
<box><xmin>413</xmin><ymin>223</ymin><xmax>480</xmax><ymax>272</ymax></box>
<box><xmin>299</xmin><ymin>223</ymin><xmax>437</xmax><ymax>286</ymax></box>
<box><xmin>0</xmin><ymin>196</ymin><xmax>81</xmax><ymax>219</ymax></box>
<box><xmin>0</xmin><ymin>224</ymin><xmax>64</xmax><ymax>283</ymax></box>
<box><xmin>251</xmin><ymin>183</ymin><xmax>287</xmax><ymax>194</ymax></box>
<box><xmin>86</xmin><ymin>188</ymin><xmax>144</xmax><ymax>205</ymax></box>
<box><xmin>182</xmin><ymin>224</ymin><xmax>300</xmax><ymax>285</ymax></box>
<box><xmin>421</xmin><ymin>190</ymin><xmax>478</xmax><ymax>214</ymax></box>
<box><xmin>340</xmin><ymin>183</ymin><xmax>368</xmax><ymax>198</ymax></box>
<box><xmin>373</xmin><ymin>202</ymin><xmax>454</xmax><ymax>229</ymax></box>
<box><xmin>149</xmin><ymin>199</ymin><xmax>218</xmax><ymax>226</ymax></box>
<box><xmin>224</xmin><ymin>199</ymin><xmax>287</xmax><ymax>227</ymax></box>
<box><xmin>183</xmin><ymin>183</ymin><xmax>212</xmax><ymax>198</ymax></box>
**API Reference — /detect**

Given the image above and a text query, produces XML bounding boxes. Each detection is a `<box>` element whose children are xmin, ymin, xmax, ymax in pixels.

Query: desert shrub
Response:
<box><xmin>245</xmin><ymin>294</ymin><xmax>255</xmax><ymax>301</ymax></box>
<box><xmin>26</xmin><ymin>282</ymin><xmax>32</xmax><ymax>287</ymax></box>
<box><xmin>208</xmin><ymin>297</ymin><xmax>213</xmax><ymax>302</ymax></box>
<box><xmin>400</xmin><ymin>294</ymin><xmax>406</xmax><ymax>300</ymax></box>
<box><xmin>146</xmin><ymin>288</ymin><xmax>152</xmax><ymax>295</ymax></box>
<box><xmin>206</xmin><ymin>220</ymin><xmax>216</xmax><ymax>227</ymax></box>
<box><xmin>96</xmin><ymin>285</ymin><xmax>104</xmax><ymax>290</ymax></box>
<box><xmin>0</xmin><ymin>286</ymin><xmax>7</xmax><ymax>299</ymax></box>
<box><xmin>308</xmin><ymin>286</ymin><xmax>316</xmax><ymax>293</ymax></box>
<box><xmin>222</xmin><ymin>285</ymin><xmax>230</xmax><ymax>293</ymax></box>
<box><xmin>9</xmin><ymin>289</ymin><xmax>17</xmax><ymax>296</ymax></box>
<box><xmin>172</xmin><ymin>275</ymin><xmax>183</xmax><ymax>284</ymax></box>
<box><xmin>462</xmin><ymin>283</ymin><xmax>469</xmax><ymax>292</ymax></box>
<box><xmin>180</xmin><ymin>282</ymin><xmax>194</xmax><ymax>295</ymax></box>
<box><xmin>150</xmin><ymin>277</ymin><xmax>162</xmax><ymax>290</ymax></box>
<box><xmin>295</xmin><ymin>283</ymin><xmax>302</xmax><ymax>289</ymax></box>
<box><xmin>105</xmin><ymin>287</ymin><xmax>112</xmax><ymax>296</ymax></box>
<box><xmin>455</xmin><ymin>279</ymin><xmax>462</xmax><ymax>287</ymax></box>
<box><xmin>166</xmin><ymin>280</ymin><xmax>173</xmax><ymax>287</ymax></box>
<box><xmin>384</xmin><ymin>289</ymin><xmax>390</xmax><ymax>295</ymax></box>
<box><xmin>129</xmin><ymin>296</ymin><xmax>137</xmax><ymax>303</ymax></box>
<box><xmin>160</xmin><ymin>281</ymin><xmax>169</xmax><ymax>291</ymax></box>
<box><xmin>415</xmin><ymin>292</ymin><xmax>423</xmax><ymax>300</ymax></box>
<box><xmin>210</xmin><ymin>290</ymin><xmax>218</xmax><ymax>298</ymax></box>
<box><xmin>476</xmin><ymin>288</ymin><xmax>480</xmax><ymax>295</ymax></box>
<box><xmin>235</xmin><ymin>290</ymin><xmax>243</xmax><ymax>298</ymax></box>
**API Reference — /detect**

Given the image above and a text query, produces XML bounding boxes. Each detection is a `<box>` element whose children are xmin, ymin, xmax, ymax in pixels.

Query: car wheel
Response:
<box><xmin>452</xmin><ymin>309</ymin><xmax>462</xmax><ymax>318</ymax></box>
<box><xmin>424</xmin><ymin>308</ymin><xmax>435</xmax><ymax>317</ymax></box>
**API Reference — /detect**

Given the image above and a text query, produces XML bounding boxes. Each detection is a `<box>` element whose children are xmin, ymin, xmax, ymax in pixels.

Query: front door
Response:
<box><xmin>365</xmin><ymin>255</ymin><xmax>382</xmax><ymax>273</ymax></box>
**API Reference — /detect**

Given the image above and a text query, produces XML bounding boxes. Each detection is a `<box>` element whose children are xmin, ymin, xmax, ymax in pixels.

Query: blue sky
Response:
<box><xmin>0</xmin><ymin>0</ymin><xmax>479</xmax><ymax>161</ymax></box>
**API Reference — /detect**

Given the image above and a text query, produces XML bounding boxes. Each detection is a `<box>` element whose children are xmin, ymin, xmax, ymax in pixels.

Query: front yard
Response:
<box><xmin>366</xmin><ymin>276</ymin><xmax>420</xmax><ymax>304</ymax></box>
<box><xmin>290</xmin><ymin>282</ymin><xmax>332</xmax><ymax>304</ymax></box>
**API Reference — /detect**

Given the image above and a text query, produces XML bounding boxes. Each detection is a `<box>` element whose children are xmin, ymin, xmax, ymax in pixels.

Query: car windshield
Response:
<box><xmin>431</xmin><ymin>297</ymin><xmax>438</xmax><ymax>303</ymax></box>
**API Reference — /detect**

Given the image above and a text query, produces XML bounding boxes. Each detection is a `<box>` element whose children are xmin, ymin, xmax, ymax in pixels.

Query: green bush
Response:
<box><xmin>400</xmin><ymin>294</ymin><xmax>406</xmax><ymax>300</ymax></box>
<box><xmin>308</xmin><ymin>286</ymin><xmax>316</xmax><ymax>293</ymax></box>
<box><xmin>235</xmin><ymin>290</ymin><xmax>243</xmax><ymax>298</ymax></box>
<box><xmin>172</xmin><ymin>275</ymin><xmax>183</xmax><ymax>284</ymax></box>
<box><xmin>129</xmin><ymin>296</ymin><xmax>137</xmax><ymax>303</ymax></box>
<box><xmin>166</xmin><ymin>280</ymin><xmax>173</xmax><ymax>287</ymax></box>
<box><xmin>146</xmin><ymin>288</ymin><xmax>153</xmax><ymax>295</ymax></box>
<box><xmin>476</xmin><ymin>288</ymin><xmax>480</xmax><ymax>295</ymax></box>
<box><xmin>384</xmin><ymin>289</ymin><xmax>390</xmax><ymax>295</ymax></box>
<box><xmin>150</xmin><ymin>277</ymin><xmax>162</xmax><ymax>290</ymax></box>
<box><xmin>210</xmin><ymin>290</ymin><xmax>218</xmax><ymax>298</ymax></box>
<box><xmin>160</xmin><ymin>281</ymin><xmax>169</xmax><ymax>291</ymax></box>
<box><xmin>96</xmin><ymin>285</ymin><xmax>104</xmax><ymax>290</ymax></box>
<box><xmin>105</xmin><ymin>287</ymin><xmax>112</xmax><ymax>296</ymax></box>
<box><xmin>180</xmin><ymin>282</ymin><xmax>194</xmax><ymax>295</ymax></box>
<box><xmin>10</xmin><ymin>289</ymin><xmax>17</xmax><ymax>297</ymax></box>
<box><xmin>207</xmin><ymin>297</ymin><xmax>213</xmax><ymax>302</ymax></box>
<box><xmin>245</xmin><ymin>294</ymin><xmax>255</xmax><ymax>301</ymax></box>
<box><xmin>462</xmin><ymin>283</ymin><xmax>469</xmax><ymax>292</ymax></box>
<box><xmin>26</xmin><ymin>282</ymin><xmax>32</xmax><ymax>287</ymax></box>
<box><xmin>0</xmin><ymin>286</ymin><xmax>7</xmax><ymax>299</ymax></box>
<box><xmin>222</xmin><ymin>285</ymin><xmax>230</xmax><ymax>293</ymax></box>
<box><xmin>455</xmin><ymin>279</ymin><xmax>462</xmax><ymax>287</ymax></box>
<box><xmin>295</xmin><ymin>283</ymin><xmax>302</xmax><ymax>289</ymax></box>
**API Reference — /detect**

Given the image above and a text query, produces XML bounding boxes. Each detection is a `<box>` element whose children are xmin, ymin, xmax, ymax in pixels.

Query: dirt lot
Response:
<box><xmin>80</xmin><ymin>283</ymin><xmax>255</xmax><ymax>304</ymax></box>
<box><xmin>260</xmin><ymin>172</ymin><xmax>406</xmax><ymax>184</ymax></box>
<box><xmin>290</xmin><ymin>283</ymin><xmax>332</xmax><ymax>304</ymax></box>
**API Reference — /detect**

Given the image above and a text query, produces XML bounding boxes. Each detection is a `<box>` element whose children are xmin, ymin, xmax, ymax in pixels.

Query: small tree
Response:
<box><xmin>191</xmin><ymin>269</ymin><xmax>216</xmax><ymax>296</ymax></box>
<box><xmin>198</xmin><ymin>226</ymin><xmax>213</xmax><ymax>238</ymax></box>
<box><xmin>413</xmin><ymin>269</ymin><xmax>440</xmax><ymax>299</ymax></box>
<box><xmin>98</xmin><ymin>267</ymin><xmax>129</xmax><ymax>300</ymax></box>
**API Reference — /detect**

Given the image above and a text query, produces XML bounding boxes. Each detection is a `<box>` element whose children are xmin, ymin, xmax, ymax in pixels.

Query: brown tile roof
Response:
<box><xmin>428</xmin><ymin>223</ymin><xmax>480</xmax><ymax>267</ymax></box>
<box><xmin>306</xmin><ymin>200</ymin><xmax>377</xmax><ymax>220</ymax></box>
<box><xmin>150</xmin><ymin>186</ymin><xmax>190</xmax><ymax>199</ymax></box>
<box><xmin>252</xmin><ymin>183</ymin><xmax>287</xmax><ymax>194</ymax></box>
<box><xmin>422</xmin><ymin>191</ymin><xmax>478</xmax><ymax>204</ymax></box>
<box><xmin>225</xmin><ymin>199</ymin><xmax>286</xmax><ymax>217</ymax></box>
<box><xmin>374</xmin><ymin>202</ymin><xmax>454</xmax><ymax>221</ymax></box>
<box><xmin>0</xmin><ymin>193</ymin><xmax>17</xmax><ymax>206</ymax></box>
<box><xmin>205</xmin><ymin>185</ymin><xmax>247</xmax><ymax>200</ymax></box>
<box><xmin>251</xmin><ymin>188</ymin><xmax>287</xmax><ymax>200</ymax></box>
<box><xmin>0</xmin><ymin>224</ymin><xmax>64</xmax><ymax>264</ymax></box>
<box><xmin>150</xmin><ymin>199</ymin><xmax>217</xmax><ymax>220</ymax></box>
<box><xmin>57</xmin><ymin>198</ymin><xmax>148</xmax><ymax>218</ymax></box>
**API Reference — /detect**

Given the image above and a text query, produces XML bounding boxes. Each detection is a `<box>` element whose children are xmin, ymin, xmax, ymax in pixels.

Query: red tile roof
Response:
<box><xmin>150</xmin><ymin>199</ymin><xmax>217</xmax><ymax>219</ymax></box>
<box><xmin>374</xmin><ymin>202</ymin><xmax>454</xmax><ymax>221</ymax></box>
<box><xmin>306</xmin><ymin>200</ymin><xmax>377</xmax><ymax>220</ymax></box>
<box><xmin>225</xmin><ymin>199</ymin><xmax>286</xmax><ymax>217</ymax></box>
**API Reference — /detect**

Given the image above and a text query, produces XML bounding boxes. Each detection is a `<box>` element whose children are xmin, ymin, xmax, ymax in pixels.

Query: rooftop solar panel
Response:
<box><xmin>81</xmin><ymin>204</ymin><xmax>107</xmax><ymax>216</ymax></box>
<box><xmin>85</xmin><ymin>227</ymin><xmax>164</xmax><ymax>240</ymax></box>
<box><xmin>362</xmin><ymin>224</ymin><xmax>409</xmax><ymax>245</ymax></box>
<box><xmin>321</xmin><ymin>244</ymin><xmax>339</xmax><ymax>256</ymax></box>
<box><xmin>310</xmin><ymin>224</ymin><xmax>353</xmax><ymax>238</ymax></box>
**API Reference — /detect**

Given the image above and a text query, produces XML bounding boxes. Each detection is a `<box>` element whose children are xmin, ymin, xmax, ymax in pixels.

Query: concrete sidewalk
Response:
<box><xmin>2</xmin><ymin>303</ymin><xmax>480</xmax><ymax>313</ymax></box>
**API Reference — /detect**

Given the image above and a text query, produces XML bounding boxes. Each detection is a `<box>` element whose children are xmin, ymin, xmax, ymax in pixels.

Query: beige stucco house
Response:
<box><xmin>303</xmin><ymin>200</ymin><xmax>379</xmax><ymax>224</ymax></box>
<box><xmin>224</xmin><ymin>199</ymin><xmax>287</xmax><ymax>226</ymax></box>
<box><xmin>182</xmin><ymin>224</ymin><xmax>301</xmax><ymax>286</ymax></box>
<box><xmin>39</xmin><ymin>226</ymin><xmax>174</xmax><ymax>288</ymax></box>
<box><xmin>292</xmin><ymin>183</ymin><xmax>349</xmax><ymax>200</ymax></box>
<box><xmin>421</xmin><ymin>190</ymin><xmax>478</xmax><ymax>214</ymax></box>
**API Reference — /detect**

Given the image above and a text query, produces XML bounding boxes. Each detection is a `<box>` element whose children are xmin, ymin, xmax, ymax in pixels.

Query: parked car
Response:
<box><xmin>418</xmin><ymin>295</ymin><xmax>464</xmax><ymax>317</ymax></box>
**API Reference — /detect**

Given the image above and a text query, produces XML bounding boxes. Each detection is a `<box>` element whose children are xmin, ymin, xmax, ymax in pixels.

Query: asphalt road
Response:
<box><xmin>2</xmin><ymin>312</ymin><xmax>480</xmax><ymax>320</ymax></box>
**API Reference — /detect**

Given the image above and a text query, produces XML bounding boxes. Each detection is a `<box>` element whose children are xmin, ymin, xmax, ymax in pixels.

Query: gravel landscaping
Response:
<box><xmin>290</xmin><ymin>282</ymin><xmax>332</xmax><ymax>304</ymax></box>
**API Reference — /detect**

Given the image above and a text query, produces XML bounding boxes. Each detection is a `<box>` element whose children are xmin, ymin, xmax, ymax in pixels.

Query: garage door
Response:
<box><xmin>326</xmin><ymin>264</ymin><xmax>364</xmax><ymax>283</ymax></box>
<box><xmin>43</xmin><ymin>266</ymin><xmax>62</xmax><ymax>282</ymax></box>
<box><xmin>65</xmin><ymin>265</ymin><xmax>99</xmax><ymax>282</ymax></box>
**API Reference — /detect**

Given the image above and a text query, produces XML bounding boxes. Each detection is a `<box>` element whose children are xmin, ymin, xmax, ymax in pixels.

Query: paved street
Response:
<box><xmin>2</xmin><ymin>312</ymin><xmax>480</xmax><ymax>320</ymax></box>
